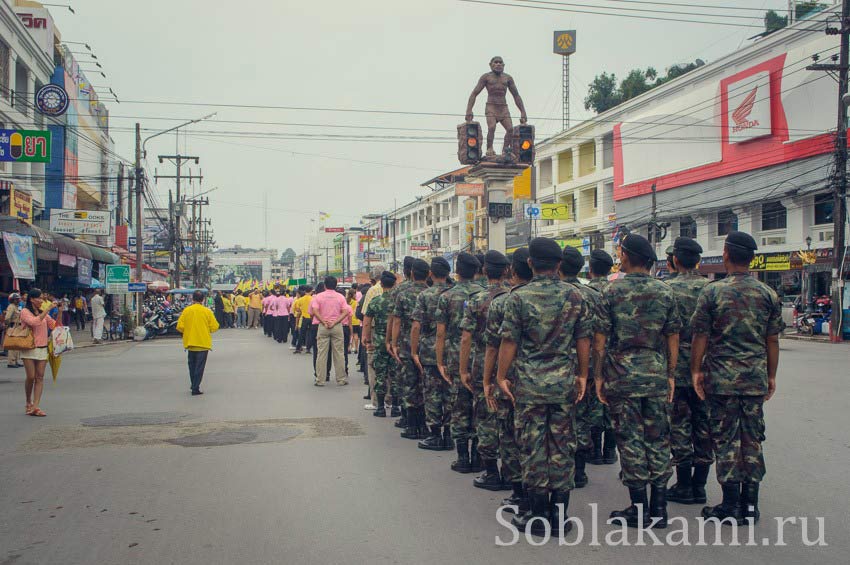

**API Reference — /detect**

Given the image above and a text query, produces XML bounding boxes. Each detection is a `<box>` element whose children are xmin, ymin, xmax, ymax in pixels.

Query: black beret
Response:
<box><xmin>589</xmin><ymin>249</ymin><xmax>613</xmax><ymax>268</ymax></box>
<box><xmin>512</xmin><ymin>247</ymin><xmax>530</xmax><ymax>269</ymax></box>
<box><xmin>674</xmin><ymin>236</ymin><xmax>703</xmax><ymax>255</ymax></box>
<box><xmin>403</xmin><ymin>256</ymin><xmax>415</xmax><ymax>269</ymax></box>
<box><xmin>430</xmin><ymin>257</ymin><xmax>451</xmax><ymax>277</ymax></box>
<box><xmin>529</xmin><ymin>237</ymin><xmax>562</xmax><ymax>261</ymax></box>
<box><xmin>475</xmin><ymin>252</ymin><xmax>486</xmax><ymax>267</ymax></box>
<box><xmin>725</xmin><ymin>230</ymin><xmax>757</xmax><ymax>251</ymax></box>
<box><xmin>561</xmin><ymin>246</ymin><xmax>585</xmax><ymax>271</ymax></box>
<box><xmin>456</xmin><ymin>252</ymin><xmax>480</xmax><ymax>271</ymax></box>
<box><xmin>484</xmin><ymin>250</ymin><xmax>509</xmax><ymax>267</ymax></box>
<box><xmin>411</xmin><ymin>258</ymin><xmax>430</xmax><ymax>277</ymax></box>
<box><xmin>380</xmin><ymin>271</ymin><xmax>397</xmax><ymax>287</ymax></box>
<box><xmin>665</xmin><ymin>245</ymin><xmax>675</xmax><ymax>256</ymax></box>
<box><xmin>621</xmin><ymin>233</ymin><xmax>657</xmax><ymax>262</ymax></box>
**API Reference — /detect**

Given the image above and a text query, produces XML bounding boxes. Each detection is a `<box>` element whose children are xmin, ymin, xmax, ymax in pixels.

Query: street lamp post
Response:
<box><xmin>805</xmin><ymin>236</ymin><xmax>813</xmax><ymax>312</ymax></box>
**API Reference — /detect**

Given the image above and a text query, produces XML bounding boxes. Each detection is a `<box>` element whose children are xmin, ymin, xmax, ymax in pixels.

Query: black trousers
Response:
<box><xmin>215</xmin><ymin>310</ymin><xmax>225</xmax><ymax>328</ymax></box>
<box><xmin>187</xmin><ymin>350</ymin><xmax>209</xmax><ymax>393</ymax></box>
<box><xmin>298</xmin><ymin>319</ymin><xmax>314</xmax><ymax>352</ymax></box>
<box><xmin>343</xmin><ymin>325</ymin><xmax>351</xmax><ymax>374</ymax></box>
<box><xmin>74</xmin><ymin>309</ymin><xmax>86</xmax><ymax>330</ymax></box>
<box><xmin>273</xmin><ymin>316</ymin><xmax>290</xmax><ymax>343</ymax></box>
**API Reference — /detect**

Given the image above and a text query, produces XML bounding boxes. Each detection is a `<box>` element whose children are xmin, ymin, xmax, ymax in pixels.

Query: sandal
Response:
<box><xmin>29</xmin><ymin>408</ymin><xmax>46</xmax><ymax>417</ymax></box>
<box><xmin>25</xmin><ymin>403</ymin><xmax>33</xmax><ymax>415</ymax></box>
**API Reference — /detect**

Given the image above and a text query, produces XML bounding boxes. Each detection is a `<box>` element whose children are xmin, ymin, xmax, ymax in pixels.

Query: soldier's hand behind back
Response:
<box><xmin>765</xmin><ymin>377</ymin><xmax>776</xmax><ymax>401</ymax></box>
<box><xmin>692</xmin><ymin>371</ymin><xmax>706</xmax><ymax>400</ymax></box>
<box><xmin>575</xmin><ymin>377</ymin><xmax>586</xmax><ymax>404</ymax></box>
<box><xmin>595</xmin><ymin>379</ymin><xmax>608</xmax><ymax>406</ymax></box>
<box><xmin>667</xmin><ymin>377</ymin><xmax>675</xmax><ymax>403</ymax></box>
<box><xmin>498</xmin><ymin>378</ymin><xmax>515</xmax><ymax>406</ymax></box>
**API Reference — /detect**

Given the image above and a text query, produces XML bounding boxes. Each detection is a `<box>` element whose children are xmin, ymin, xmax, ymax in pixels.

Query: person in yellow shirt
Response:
<box><xmin>233</xmin><ymin>290</ymin><xmax>248</xmax><ymax>328</ymax></box>
<box><xmin>247</xmin><ymin>289</ymin><xmax>263</xmax><ymax>329</ymax></box>
<box><xmin>347</xmin><ymin>288</ymin><xmax>361</xmax><ymax>354</ymax></box>
<box><xmin>176</xmin><ymin>290</ymin><xmax>220</xmax><ymax>395</ymax></box>
<box><xmin>221</xmin><ymin>293</ymin><xmax>234</xmax><ymax>328</ymax></box>
<box><xmin>294</xmin><ymin>287</ymin><xmax>313</xmax><ymax>354</ymax></box>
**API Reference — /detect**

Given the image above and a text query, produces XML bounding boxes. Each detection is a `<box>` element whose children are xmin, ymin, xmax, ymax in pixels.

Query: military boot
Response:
<box><xmin>500</xmin><ymin>482</ymin><xmax>527</xmax><ymax>514</ymax></box>
<box><xmin>701</xmin><ymin>482</ymin><xmax>744</xmax><ymax>525</ymax></box>
<box><xmin>373</xmin><ymin>395</ymin><xmax>387</xmax><ymax>418</ymax></box>
<box><xmin>389</xmin><ymin>404</ymin><xmax>401</xmax><ymax>418</ymax></box>
<box><xmin>394</xmin><ymin>407</ymin><xmax>408</xmax><ymax>428</ymax></box>
<box><xmin>469</xmin><ymin>438</ymin><xmax>483</xmax><ymax>473</ymax></box>
<box><xmin>511</xmin><ymin>490</ymin><xmax>551</xmax><ymax>537</ymax></box>
<box><xmin>691</xmin><ymin>463</ymin><xmax>711</xmax><ymax>504</ymax></box>
<box><xmin>400</xmin><ymin>408</ymin><xmax>420</xmax><ymax>439</ymax></box>
<box><xmin>441</xmin><ymin>426</ymin><xmax>454</xmax><ymax>451</ymax></box>
<box><xmin>588</xmin><ymin>427</ymin><xmax>604</xmax><ymax>465</ymax></box>
<box><xmin>610</xmin><ymin>486</ymin><xmax>649</xmax><ymax>528</ymax></box>
<box><xmin>667</xmin><ymin>464</ymin><xmax>695</xmax><ymax>504</ymax></box>
<box><xmin>574</xmin><ymin>451</ymin><xmax>588</xmax><ymax>488</ymax></box>
<box><xmin>450</xmin><ymin>440</ymin><xmax>473</xmax><ymax>473</ymax></box>
<box><xmin>416</xmin><ymin>408</ymin><xmax>429</xmax><ymax>440</ymax></box>
<box><xmin>473</xmin><ymin>459</ymin><xmax>504</xmax><ymax>491</ymax></box>
<box><xmin>417</xmin><ymin>425</ymin><xmax>444</xmax><ymax>450</ymax></box>
<box><xmin>740</xmin><ymin>482</ymin><xmax>760</xmax><ymax>524</ymax></box>
<box><xmin>550</xmin><ymin>491</ymin><xmax>573</xmax><ymax>537</ymax></box>
<box><xmin>602</xmin><ymin>429</ymin><xmax>618</xmax><ymax>464</ymax></box>
<box><xmin>649</xmin><ymin>485</ymin><xmax>668</xmax><ymax>529</ymax></box>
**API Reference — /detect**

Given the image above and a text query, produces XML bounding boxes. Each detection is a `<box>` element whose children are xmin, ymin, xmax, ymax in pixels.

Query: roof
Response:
<box><xmin>420</xmin><ymin>166</ymin><xmax>471</xmax><ymax>188</ymax></box>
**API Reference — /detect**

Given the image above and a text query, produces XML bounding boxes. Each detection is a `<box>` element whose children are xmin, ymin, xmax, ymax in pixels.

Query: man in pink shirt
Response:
<box><xmin>308</xmin><ymin>276</ymin><xmax>350</xmax><ymax>386</ymax></box>
<box><xmin>262</xmin><ymin>291</ymin><xmax>274</xmax><ymax>338</ymax></box>
<box><xmin>272</xmin><ymin>289</ymin><xmax>294</xmax><ymax>343</ymax></box>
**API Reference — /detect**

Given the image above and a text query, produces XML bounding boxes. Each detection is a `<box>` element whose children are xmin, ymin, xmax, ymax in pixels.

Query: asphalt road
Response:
<box><xmin>0</xmin><ymin>331</ymin><xmax>846</xmax><ymax>564</ymax></box>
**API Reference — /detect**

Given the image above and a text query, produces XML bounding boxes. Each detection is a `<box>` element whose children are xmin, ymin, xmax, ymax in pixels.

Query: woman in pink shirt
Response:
<box><xmin>20</xmin><ymin>288</ymin><xmax>63</xmax><ymax>417</ymax></box>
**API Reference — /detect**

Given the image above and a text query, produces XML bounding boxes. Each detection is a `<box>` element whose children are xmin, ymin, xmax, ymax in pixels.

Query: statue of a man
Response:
<box><xmin>465</xmin><ymin>56</ymin><xmax>528</xmax><ymax>157</ymax></box>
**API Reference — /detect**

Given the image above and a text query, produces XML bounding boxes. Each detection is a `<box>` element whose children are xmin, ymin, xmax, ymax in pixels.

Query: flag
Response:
<box><xmin>319</xmin><ymin>211</ymin><xmax>330</xmax><ymax>221</ymax></box>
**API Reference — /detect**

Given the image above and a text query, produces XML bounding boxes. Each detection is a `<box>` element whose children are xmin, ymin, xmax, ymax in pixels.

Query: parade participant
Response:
<box><xmin>483</xmin><ymin>248</ymin><xmax>532</xmax><ymax>512</ymax></box>
<box><xmin>347</xmin><ymin>288</ymin><xmax>361</xmax><ymax>354</ymax></box>
<box><xmin>495</xmin><ymin>238</ymin><xmax>591</xmax><ymax>536</ymax></box>
<box><xmin>295</xmin><ymin>287</ymin><xmax>314</xmax><ymax>354</ymax></box>
<box><xmin>386</xmin><ymin>257</ymin><xmax>414</xmax><ymax>428</ymax></box>
<box><xmin>436</xmin><ymin>252</ymin><xmax>483</xmax><ymax>474</ymax></box>
<box><xmin>559</xmin><ymin>246</ymin><xmax>602</xmax><ymax>489</ymax></box>
<box><xmin>691</xmin><ymin>231</ymin><xmax>782</xmax><ymax>525</ymax></box>
<box><xmin>662</xmin><ymin>246</ymin><xmax>678</xmax><ymax>281</ymax></box>
<box><xmin>392</xmin><ymin>259</ymin><xmax>430</xmax><ymax>440</ymax></box>
<box><xmin>234</xmin><ymin>290</ymin><xmax>248</xmax><ymax>328</ymax></box>
<box><xmin>460</xmin><ymin>250</ymin><xmax>510</xmax><ymax>490</ymax></box>
<box><xmin>261</xmin><ymin>291</ymin><xmax>273</xmax><ymax>337</ymax></box>
<box><xmin>309</xmin><ymin>277</ymin><xmax>349</xmax><ymax>387</ymax></box>
<box><xmin>19</xmin><ymin>289</ymin><xmax>62</xmax><ymax>416</ymax></box>
<box><xmin>247</xmin><ymin>288</ymin><xmax>263</xmax><ymax>329</ymax></box>
<box><xmin>290</xmin><ymin>288</ymin><xmax>304</xmax><ymax>350</ymax></box>
<box><xmin>222</xmin><ymin>293</ymin><xmax>234</xmax><ymax>328</ymax></box>
<box><xmin>586</xmin><ymin>249</ymin><xmax>616</xmax><ymax>466</ymax></box>
<box><xmin>594</xmin><ymin>233</ymin><xmax>681</xmax><ymax>529</ymax></box>
<box><xmin>363</xmin><ymin>272</ymin><xmax>397</xmax><ymax>417</ymax></box>
<box><xmin>665</xmin><ymin>237</ymin><xmax>713</xmax><ymax>506</ymax></box>
<box><xmin>411</xmin><ymin>257</ymin><xmax>454</xmax><ymax>450</ymax></box>
<box><xmin>177</xmin><ymin>290</ymin><xmax>220</xmax><ymax>396</ymax></box>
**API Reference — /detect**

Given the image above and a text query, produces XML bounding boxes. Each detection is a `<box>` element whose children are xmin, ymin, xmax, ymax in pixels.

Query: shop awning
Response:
<box><xmin>0</xmin><ymin>215</ymin><xmax>58</xmax><ymax>261</ymax></box>
<box><xmin>83</xmin><ymin>243</ymin><xmax>118</xmax><ymax>264</ymax></box>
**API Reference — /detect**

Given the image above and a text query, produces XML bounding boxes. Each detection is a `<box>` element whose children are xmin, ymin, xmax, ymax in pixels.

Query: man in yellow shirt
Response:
<box><xmin>234</xmin><ymin>290</ymin><xmax>248</xmax><ymax>328</ymax></box>
<box><xmin>293</xmin><ymin>287</ymin><xmax>313</xmax><ymax>354</ymax></box>
<box><xmin>247</xmin><ymin>290</ymin><xmax>263</xmax><ymax>329</ymax></box>
<box><xmin>221</xmin><ymin>293</ymin><xmax>234</xmax><ymax>328</ymax></box>
<box><xmin>176</xmin><ymin>290</ymin><xmax>220</xmax><ymax>395</ymax></box>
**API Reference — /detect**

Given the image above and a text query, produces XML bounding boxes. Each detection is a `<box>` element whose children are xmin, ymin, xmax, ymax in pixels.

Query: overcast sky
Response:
<box><xmin>49</xmin><ymin>0</ymin><xmax>792</xmax><ymax>254</ymax></box>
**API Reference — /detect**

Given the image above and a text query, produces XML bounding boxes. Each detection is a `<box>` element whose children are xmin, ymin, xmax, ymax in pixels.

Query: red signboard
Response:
<box><xmin>324</xmin><ymin>227</ymin><xmax>344</xmax><ymax>233</ymax></box>
<box><xmin>410</xmin><ymin>245</ymin><xmax>430</xmax><ymax>251</ymax></box>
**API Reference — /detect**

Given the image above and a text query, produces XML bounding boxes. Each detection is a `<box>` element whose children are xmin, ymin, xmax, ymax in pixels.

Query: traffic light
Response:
<box><xmin>511</xmin><ymin>124</ymin><xmax>535</xmax><ymax>164</ymax></box>
<box><xmin>457</xmin><ymin>121</ymin><xmax>482</xmax><ymax>164</ymax></box>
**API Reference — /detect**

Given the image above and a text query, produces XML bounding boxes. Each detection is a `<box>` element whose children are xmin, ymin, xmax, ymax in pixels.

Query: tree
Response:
<box><xmin>584</xmin><ymin>62</ymin><xmax>703</xmax><ymax>114</ymax></box>
<box><xmin>764</xmin><ymin>9</ymin><xmax>788</xmax><ymax>34</ymax></box>
<box><xmin>763</xmin><ymin>3</ymin><xmax>827</xmax><ymax>36</ymax></box>
<box><xmin>280</xmin><ymin>248</ymin><xmax>296</xmax><ymax>265</ymax></box>
<box><xmin>583</xmin><ymin>72</ymin><xmax>622</xmax><ymax>114</ymax></box>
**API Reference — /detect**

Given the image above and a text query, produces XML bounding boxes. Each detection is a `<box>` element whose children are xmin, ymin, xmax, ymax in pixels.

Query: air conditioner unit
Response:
<box><xmin>816</xmin><ymin>229</ymin><xmax>834</xmax><ymax>242</ymax></box>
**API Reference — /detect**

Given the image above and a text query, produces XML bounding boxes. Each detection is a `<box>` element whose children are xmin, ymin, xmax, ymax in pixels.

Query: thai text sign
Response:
<box><xmin>50</xmin><ymin>209</ymin><xmax>111</xmax><ymax>236</ymax></box>
<box><xmin>0</xmin><ymin>129</ymin><xmax>51</xmax><ymax>163</ymax></box>
<box><xmin>455</xmin><ymin>183</ymin><xmax>484</xmax><ymax>197</ymax></box>
<box><xmin>749</xmin><ymin>252</ymin><xmax>791</xmax><ymax>272</ymax></box>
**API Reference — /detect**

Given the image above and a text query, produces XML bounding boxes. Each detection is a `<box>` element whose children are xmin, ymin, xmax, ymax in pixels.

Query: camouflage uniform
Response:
<box><xmin>499</xmin><ymin>275</ymin><xmax>592</xmax><ymax>491</ymax></box>
<box><xmin>435</xmin><ymin>280</ymin><xmax>481</xmax><ymax>442</ymax></box>
<box><xmin>365</xmin><ymin>293</ymin><xmax>397</xmax><ymax>401</ymax></box>
<box><xmin>460</xmin><ymin>282</ymin><xmax>508</xmax><ymax>461</ymax></box>
<box><xmin>597</xmin><ymin>273</ymin><xmax>681</xmax><ymax>489</ymax></box>
<box><xmin>690</xmin><ymin>273</ymin><xmax>783</xmax><ymax>484</ymax></box>
<box><xmin>667</xmin><ymin>271</ymin><xmax>713</xmax><ymax>468</ymax></box>
<box><xmin>411</xmin><ymin>281</ymin><xmax>452</xmax><ymax>427</ymax></box>
<box><xmin>385</xmin><ymin>280</ymin><xmax>410</xmax><ymax>403</ymax></box>
<box><xmin>393</xmin><ymin>281</ymin><xmax>429</xmax><ymax>410</ymax></box>
<box><xmin>486</xmin><ymin>290</ymin><xmax>521</xmax><ymax>483</ymax></box>
<box><xmin>586</xmin><ymin>277</ymin><xmax>611</xmax><ymax>431</ymax></box>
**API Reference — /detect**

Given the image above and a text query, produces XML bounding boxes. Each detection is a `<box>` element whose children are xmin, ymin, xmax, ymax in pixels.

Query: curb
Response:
<box><xmin>780</xmin><ymin>333</ymin><xmax>843</xmax><ymax>343</ymax></box>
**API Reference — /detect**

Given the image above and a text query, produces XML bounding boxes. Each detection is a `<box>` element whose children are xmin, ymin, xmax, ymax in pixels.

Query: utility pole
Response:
<box><xmin>807</xmin><ymin>2</ymin><xmax>848</xmax><ymax>342</ymax></box>
<box><xmin>186</xmin><ymin>196</ymin><xmax>209</xmax><ymax>287</ymax></box>
<box><xmin>649</xmin><ymin>182</ymin><xmax>657</xmax><ymax>247</ymax></box>
<box><xmin>156</xmin><ymin>154</ymin><xmax>201</xmax><ymax>289</ymax></box>
<box><xmin>134</xmin><ymin>123</ymin><xmax>144</xmax><ymax>325</ymax></box>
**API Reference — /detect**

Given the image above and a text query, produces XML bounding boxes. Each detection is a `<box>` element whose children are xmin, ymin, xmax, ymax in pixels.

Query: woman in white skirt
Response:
<box><xmin>20</xmin><ymin>288</ymin><xmax>62</xmax><ymax>417</ymax></box>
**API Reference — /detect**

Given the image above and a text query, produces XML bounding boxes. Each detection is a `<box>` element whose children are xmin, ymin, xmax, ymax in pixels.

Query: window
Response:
<box><xmin>761</xmin><ymin>201</ymin><xmax>787</xmax><ymax>231</ymax></box>
<box><xmin>593</xmin><ymin>187</ymin><xmax>598</xmax><ymax>209</ymax></box>
<box><xmin>814</xmin><ymin>193</ymin><xmax>833</xmax><ymax>225</ymax></box>
<box><xmin>680</xmin><ymin>216</ymin><xmax>697</xmax><ymax>238</ymax></box>
<box><xmin>717</xmin><ymin>211</ymin><xmax>737</xmax><ymax>236</ymax></box>
<box><xmin>602</xmin><ymin>133</ymin><xmax>614</xmax><ymax>169</ymax></box>
<box><xmin>0</xmin><ymin>42</ymin><xmax>8</xmax><ymax>99</ymax></box>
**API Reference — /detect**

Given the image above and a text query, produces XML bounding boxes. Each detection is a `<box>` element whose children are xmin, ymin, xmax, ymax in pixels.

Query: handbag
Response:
<box><xmin>3</xmin><ymin>322</ymin><xmax>34</xmax><ymax>351</ymax></box>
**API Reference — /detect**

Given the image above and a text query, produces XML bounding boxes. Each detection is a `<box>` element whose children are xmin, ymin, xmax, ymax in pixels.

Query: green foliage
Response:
<box><xmin>764</xmin><ymin>3</ymin><xmax>827</xmax><ymax>35</ymax></box>
<box><xmin>280</xmin><ymin>248</ymin><xmax>296</xmax><ymax>264</ymax></box>
<box><xmin>583</xmin><ymin>62</ymin><xmax>703</xmax><ymax>114</ymax></box>
<box><xmin>764</xmin><ymin>9</ymin><xmax>788</xmax><ymax>34</ymax></box>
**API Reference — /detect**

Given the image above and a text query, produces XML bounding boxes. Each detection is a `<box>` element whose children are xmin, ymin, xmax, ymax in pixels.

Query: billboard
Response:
<box><xmin>553</xmin><ymin>30</ymin><xmax>577</xmax><ymax>56</ymax></box>
<box><xmin>210</xmin><ymin>263</ymin><xmax>263</xmax><ymax>286</ymax></box>
<box><xmin>49</xmin><ymin>209</ymin><xmax>111</xmax><ymax>236</ymax></box>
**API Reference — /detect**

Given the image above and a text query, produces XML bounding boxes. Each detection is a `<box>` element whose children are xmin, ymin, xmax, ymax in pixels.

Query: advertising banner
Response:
<box><xmin>49</xmin><ymin>209</ymin><xmax>111</xmax><ymax>236</ymax></box>
<box><xmin>0</xmin><ymin>129</ymin><xmax>51</xmax><ymax>163</ymax></box>
<box><xmin>749</xmin><ymin>252</ymin><xmax>791</xmax><ymax>272</ymax></box>
<box><xmin>2</xmin><ymin>233</ymin><xmax>36</xmax><ymax>279</ymax></box>
<box><xmin>77</xmin><ymin>257</ymin><xmax>92</xmax><ymax>286</ymax></box>
<box><xmin>10</xmin><ymin>188</ymin><xmax>33</xmax><ymax>224</ymax></box>
<box><xmin>513</xmin><ymin>168</ymin><xmax>532</xmax><ymax>199</ymax></box>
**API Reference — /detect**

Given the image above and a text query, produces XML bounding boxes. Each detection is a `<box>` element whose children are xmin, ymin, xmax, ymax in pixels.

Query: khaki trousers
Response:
<box><xmin>316</xmin><ymin>324</ymin><xmax>347</xmax><ymax>385</ymax></box>
<box><xmin>367</xmin><ymin>350</ymin><xmax>378</xmax><ymax>405</ymax></box>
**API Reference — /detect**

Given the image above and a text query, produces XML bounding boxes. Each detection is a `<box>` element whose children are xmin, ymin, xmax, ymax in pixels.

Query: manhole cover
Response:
<box><xmin>81</xmin><ymin>412</ymin><xmax>193</xmax><ymax>427</ymax></box>
<box><xmin>167</xmin><ymin>430</ymin><xmax>258</xmax><ymax>448</ymax></box>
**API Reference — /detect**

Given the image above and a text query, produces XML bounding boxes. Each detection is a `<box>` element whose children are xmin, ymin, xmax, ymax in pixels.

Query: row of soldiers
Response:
<box><xmin>360</xmin><ymin>229</ymin><xmax>781</xmax><ymax>536</ymax></box>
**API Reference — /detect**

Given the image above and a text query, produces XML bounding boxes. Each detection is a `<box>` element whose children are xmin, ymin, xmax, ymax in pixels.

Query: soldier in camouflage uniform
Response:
<box><xmin>586</xmin><ymin>249</ymin><xmax>617</xmax><ymax>466</ymax></box>
<box><xmin>363</xmin><ymin>272</ymin><xmax>398</xmax><ymax>417</ymax></box>
<box><xmin>665</xmin><ymin>237</ymin><xmax>713</xmax><ymax>506</ymax></box>
<box><xmin>691</xmin><ymin>231</ymin><xmax>782</xmax><ymax>525</ymax></box>
<box><xmin>412</xmin><ymin>257</ymin><xmax>454</xmax><ymax>451</ymax></box>
<box><xmin>595</xmin><ymin>233</ymin><xmax>681</xmax><ymax>529</ymax></box>
<box><xmin>661</xmin><ymin>245</ymin><xmax>678</xmax><ymax>282</ymax></box>
<box><xmin>392</xmin><ymin>259</ymin><xmax>430</xmax><ymax>440</ymax></box>
<box><xmin>436</xmin><ymin>252</ymin><xmax>482</xmax><ymax>474</ymax></box>
<box><xmin>460</xmin><ymin>250</ymin><xmax>511</xmax><ymax>491</ymax></box>
<box><xmin>559</xmin><ymin>246</ymin><xmax>601</xmax><ymax>490</ymax></box>
<box><xmin>497</xmin><ymin>238</ymin><xmax>591</xmax><ymax>537</ymax></box>
<box><xmin>483</xmin><ymin>248</ymin><xmax>533</xmax><ymax>513</ymax></box>
<box><xmin>386</xmin><ymin>257</ymin><xmax>414</xmax><ymax>427</ymax></box>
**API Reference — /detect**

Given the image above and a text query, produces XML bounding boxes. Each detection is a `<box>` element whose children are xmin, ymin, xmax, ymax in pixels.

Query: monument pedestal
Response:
<box><xmin>469</xmin><ymin>163</ymin><xmax>529</xmax><ymax>253</ymax></box>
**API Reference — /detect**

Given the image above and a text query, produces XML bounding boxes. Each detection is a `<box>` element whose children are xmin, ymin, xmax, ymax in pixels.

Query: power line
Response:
<box><xmin>512</xmin><ymin>0</ymin><xmax>785</xmax><ymax>20</ymax></box>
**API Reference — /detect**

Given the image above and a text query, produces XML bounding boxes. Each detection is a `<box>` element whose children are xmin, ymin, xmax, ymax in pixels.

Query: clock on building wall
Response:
<box><xmin>35</xmin><ymin>84</ymin><xmax>70</xmax><ymax>116</ymax></box>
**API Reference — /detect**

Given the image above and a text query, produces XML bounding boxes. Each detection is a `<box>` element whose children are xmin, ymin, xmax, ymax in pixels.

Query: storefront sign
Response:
<box><xmin>10</xmin><ymin>188</ymin><xmax>33</xmax><ymax>224</ymax></box>
<box><xmin>0</xmin><ymin>129</ymin><xmax>51</xmax><ymax>163</ymax></box>
<box><xmin>464</xmin><ymin>198</ymin><xmax>476</xmax><ymax>245</ymax></box>
<box><xmin>77</xmin><ymin>257</ymin><xmax>92</xmax><ymax>286</ymax></box>
<box><xmin>2</xmin><ymin>232</ymin><xmax>35</xmax><ymax>279</ymax></box>
<box><xmin>749</xmin><ymin>252</ymin><xmax>791</xmax><ymax>272</ymax></box>
<box><xmin>513</xmin><ymin>169</ymin><xmax>532</xmax><ymax>199</ymax></box>
<box><xmin>456</xmin><ymin>183</ymin><xmax>484</xmax><ymax>197</ymax></box>
<box><xmin>35</xmin><ymin>84</ymin><xmax>70</xmax><ymax>117</ymax></box>
<box><xmin>105</xmin><ymin>264</ymin><xmax>130</xmax><ymax>294</ymax></box>
<box><xmin>128</xmin><ymin>282</ymin><xmax>146</xmax><ymax>293</ymax></box>
<box><xmin>49</xmin><ymin>209</ymin><xmax>111</xmax><ymax>236</ymax></box>
<box><xmin>410</xmin><ymin>244</ymin><xmax>430</xmax><ymax>251</ymax></box>
<box><xmin>324</xmin><ymin>227</ymin><xmax>344</xmax><ymax>233</ymax></box>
